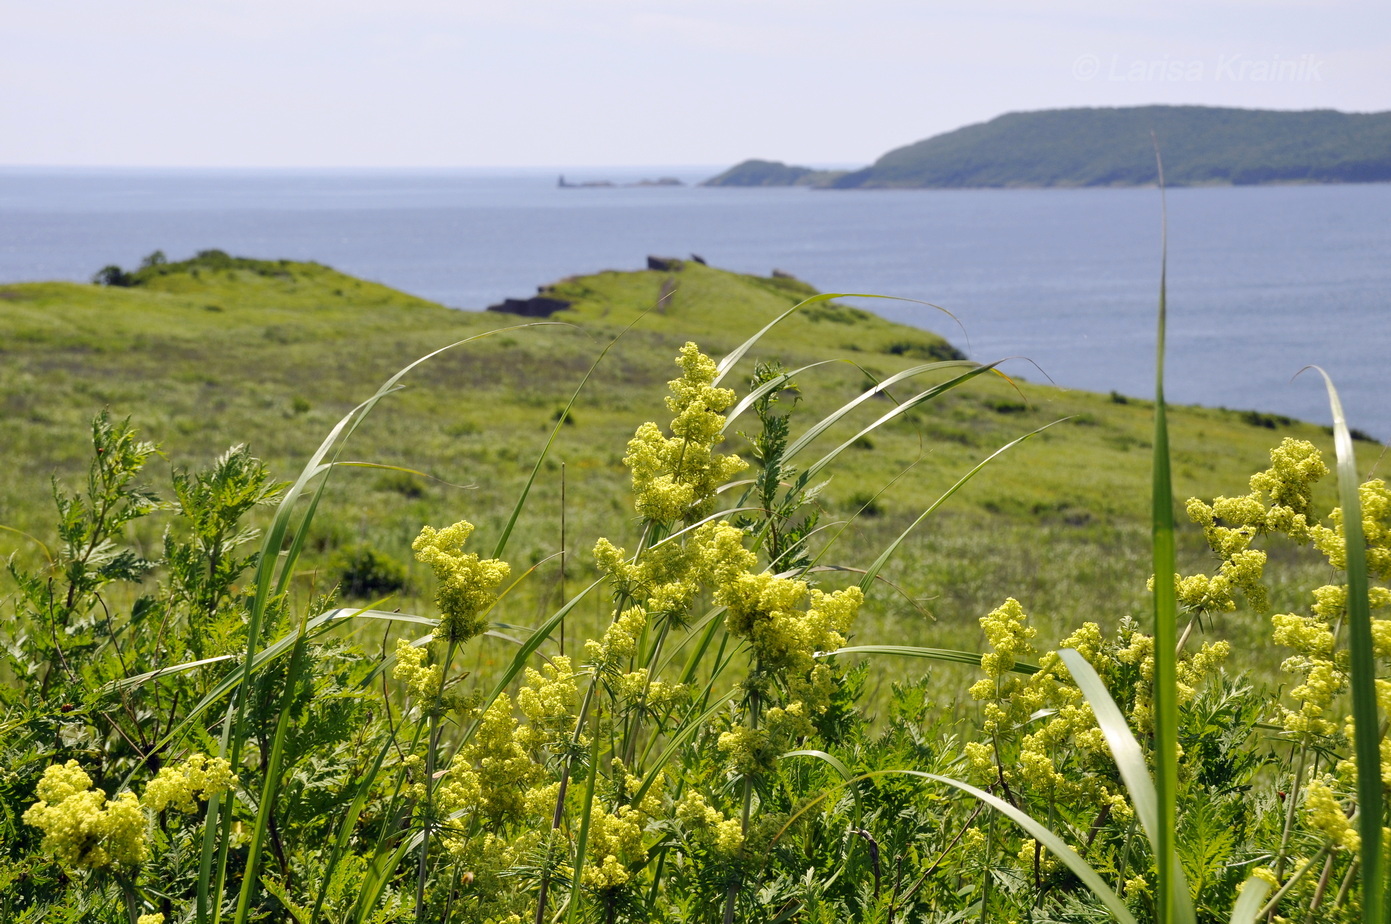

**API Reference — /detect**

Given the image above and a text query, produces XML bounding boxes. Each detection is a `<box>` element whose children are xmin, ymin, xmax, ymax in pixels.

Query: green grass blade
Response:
<box><xmin>821</xmin><ymin>645</ymin><xmax>1040</xmax><ymax>675</ymax></box>
<box><xmin>712</xmin><ymin>293</ymin><xmax>852</xmax><ymax>386</ymax></box>
<box><xmin>309</xmin><ymin>735</ymin><xmax>397</xmax><ymax>924</ymax></box>
<box><xmin>101</xmin><ymin>654</ymin><xmax>236</xmax><ymax>693</ymax></box>
<box><xmin>795</xmin><ymin>365</ymin><xmax>1001</xmax><ymax>476</ymax></box>
<box><xmin>446</xmin><ymin>580</ymin><xmax>603</xmax><ymax>763</ymax></box>
<box><xmin>903</xmin><ymin>771</ymin><xmax>1139</xmax><ymax>924</ymax></box>
<box><xmin>1150</xmin><ymin>138</ymin><xmax>1181</xmax><ymax>924</ymax></box>
<box><xmin>721</xmin><ymin>360</ymin><xmax>843</xmax><ymax>433</ymax></box>
<box><xmin>1058</xmin><ymin>650</ymin><xmax>1159</xmax><ymax>840</ymax></box>
<box><xmin>225</xmin><ymin>323</ymin><xmax>546</xmax><ymax>761</ymax></box>
<box><xmin>352</xmin><ymin>840</ymin><xmax>416</xmax><ymax>924</ymax></box>
<box><xmin>1059</xmin><ymin>649</ymin><xmax>1195</xmax><ymax>924</ymax></box>
<box><xmin>780</xmin><ymin>749</ymin><xmax>861</xmax><ymax>824</ymax></box>
<box><xmin>1228</xmin><ymin>875</ymin><xmax>1273</xmax><ymax>924</ymax></box>
<box><xmin>1308</xmin><ymin>366</ymin><xmax>1383</xmax><ymax>924</ymax></box>
<box><xmin>713</xmin><ymin>293</ymin><xmax>960</xmax><ymax>387</ymax></box>
<box><xmin>233</xmin><ymin>610</ymin><xmax>313</xmax><ymax>924</ymax></box>
<box><xmin>781</xmin><ymin>360</ymin><xmax>980</xmax><ymax>461</ymax></box>
<box><xmin>480</xmin><ymin>581</ymin><xmax>599</xmax><ymax>707</ymax></box>
<box><xmin>565</xmin><ymin>712</ymin><xmax>604</xmax><ymax>924</ymax></box>
<box><xmin>632</xmin><ymin>687</ymin><xmax>741</xmax><ymax>807</ymax></box>
<box><xmin>146</xmin><ymin>604</ymin><xmax>377</xmax><ymax>765</ymax></box>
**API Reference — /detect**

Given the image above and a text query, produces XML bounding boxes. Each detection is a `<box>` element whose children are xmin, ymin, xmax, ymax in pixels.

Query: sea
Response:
<box><xmin>2</xmin><ymin>167</ymin><xmax>1388</xmax><ymax>443</ymax></box>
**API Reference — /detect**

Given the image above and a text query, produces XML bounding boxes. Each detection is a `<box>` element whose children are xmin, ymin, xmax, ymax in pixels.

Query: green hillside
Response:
<box><xmin>1</xmin><ymin>252</ymin><xmax>1373</xmax><ymax>656</ymax></box>
<box><xmin>705</xmin><ymin>106</ymin><xmax>1391</xmax><ymax>188</ymax></box>
<box><xmin>701</xmin><ymin>159</ymin><xmax>847</xmax><ymax>187</ymax></box>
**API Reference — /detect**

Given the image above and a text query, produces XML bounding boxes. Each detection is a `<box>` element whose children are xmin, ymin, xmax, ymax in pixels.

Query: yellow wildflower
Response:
<box><xmin>714</xmin><ymin>818</ymin><xmax>745</xmax><ymax>855</ymax></box>
<box><xmin>624</xmin><ymin>344</ymin><xmax>746</xmax><ymax>523</ymax></box>
<box><xmin>413</xmin><ymin>519</ymin><xmax>510</xmax><ymax>643</ymax></box>
<box><xmin>24</xmin><ymin>761</ymin><xmax>148</xmax><ymax>869</ymax></box>
<box><xmin>143</xmin><ymin>754</ymin><xmax>236</xmax><ymax>814</ymax></box>
<box><xmin>1304</xmin><ymin>776</ymin><xmax>1359</xmax><ymax>853</ymax></box>
<box><xmin>392</xmin><ymin>638</ymin><xmax>444</xmax><ymax>701</ymax></box>
<box><xmin>585</xmin><ymin>606</ymin><xmax>646</xmax><ymax>671</ymax></box>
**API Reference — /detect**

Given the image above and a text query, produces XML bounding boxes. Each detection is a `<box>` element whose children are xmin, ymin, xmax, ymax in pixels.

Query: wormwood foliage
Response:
<box><xmin>2</xmin><ymin>342</ymin><xmax>1388</xmax><ymax>924</ymax></box>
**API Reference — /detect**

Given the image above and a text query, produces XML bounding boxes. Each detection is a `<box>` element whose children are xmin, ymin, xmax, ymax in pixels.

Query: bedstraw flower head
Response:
<box><xmin>585</xmin><ymin>605</ymin><xmax>647</xmax><ymax>672</ymax></box>
<box><xmin>23</xmin><ymin>761</ymin><xmax>149</xmax><ymax>870</ymax></box>
<box><xmin>392</xmin><ymin>638</ymin><xmax>444</xmax><ymax>701</ymax></box>
<box><xmin>1304</xmin><ymin>776</ymin><xmax>1359</xmax><ymax>853</ymax></box>
<box><xmin>413</xmin><ymin>519</ymin><xmax>510</xmax><ymax>643</ymax></box>
<box><xmin>624</xmin><ymin>343</ymin><xmax>746</xmax><ymax>523</ymax></box>
<box><xmin>142</xmin><ymin>754</ymin><xmax>236</xmax><ymax>814</ymax></box>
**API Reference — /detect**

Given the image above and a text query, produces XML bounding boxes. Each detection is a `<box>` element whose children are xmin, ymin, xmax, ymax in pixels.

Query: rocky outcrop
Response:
<box><xmin>486</xmin><ymin>294</ymin><xmax>572</xmax><ymax>317</ymax></box>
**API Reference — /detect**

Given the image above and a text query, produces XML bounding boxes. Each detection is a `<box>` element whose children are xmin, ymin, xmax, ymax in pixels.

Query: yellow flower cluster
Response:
<box><xmin>1336</xmin><ymin>680</ymin><xmax>1391</xmax><ymax>787</ymax></box>
<box><xmin>24</xmin><ymin>761</ymin><xmax>148</xmax><ymax>869</ymax></box>
<box><xmin>1250</xmin><ymin>438</ymin><xmax>1329</xmax><ymax>520</ymax></box>
<box><xmin>411</xmin><ymin>754</ymin><xmax>484</xmax><ymax>832</ymax></box>
<box><xmin>515</xmin><ymin>655</ymin><xmax>578</xmax><ymax>752</ymax></box>
<box><xmin>411</xmin><ymin>654</ymin><xmax>582</xmax><ymax>849</ymax></box>
<box><xmin>968</xmin><ymin>598</ymin><xmax>1038</xmax><ymax>735</ymax></box>
<box><xmin>584</xmin><ymin>605</ymin><xmax>647</xmax><ymax>672</ymax></box>
<box><xmin>595</xmin><ymin>521</ymin><xmax>754</xmax><ymax>625</ymax></box>
<box><xmin>1175</xmin><ymin>439</ymin><xmax>1391</xmax><ymax>774</ymax></box>
<box><xmin>623</xmin><ymin>343</ymin><xmax>747</xmax><ymax>523</ymax></box>
<box><xmin>716</xmin><ymin>725</ymin><xmax>775</xmax><ymax>777</ymax></box>
<box><xmin>1272</xmin><ymin>612</ymin><xmax>1344</xmax><ymax>738</ymax></box>
<box><xmin>1016</xmin><ymin>838</ymin><xmax>1060</xmax><ymax>877</ymax></box>
<box><xmin>967</xmin><ymin>607</ymin><xmax>1228</xmax><ymax>820</ymax></box>
<box><xmin>142</xmin><ymin>754</ymin><xmax>236</xmax><ymax>814</ymax></box>
<box><xmin>1174</xmin><ymin>439</ymin><xmax>1334</xmax><ymax>615</ymax></box>
<box><xmin>710</xmin><ymin>543</ymin><xmax>862</xmax><ymax>775</ymax></box>
<box><xmin>1311</xmin><ymin>477</ymin><xmax>1391</xmax><ymax>578</ymax></box>
<box><xmin>582</xmin><ymin>809</ymin><xmax>647</xmax><ymax>890</ymax></box>
<box><xmin>578</xmin><ymin>760</ymin><xmax>663</xmax><ymax>892</ymax></box>
<box><xmin>413</xmin><ymin>519</ymin><xmax>511</xmax><ymax>643</ymax></box>
<box><xmin>1303</xmin><ymin>775</ymin><xmax>1359</xmax><ymax>853</ymax></box>
<box><xmin>447</xmin><ymin>828</ymin><xmax>542</xmax><ymax>920</ymax></box>
<box><xmin>675</xmin><ymin>790</ymin><xmax>743</xmax><ymax>855</ymax></box>
<box><xmin>392</xmin><ymin>638</ymin><xmax>444</xmax><ymax>702</ymax></box>
<box><xmin>720</xmin><ymin>572</ymin><xmax>861</xmax><ymax>676</ymax></box>
<box><xmin>461</xmin><ymin>692</ymin><xmax>544</xmax><ymax>825</ymax></box>
<box><xmin>611</xmin><ymin>667</ymin><xmax>685</xmax><ymax>710</ymax></box>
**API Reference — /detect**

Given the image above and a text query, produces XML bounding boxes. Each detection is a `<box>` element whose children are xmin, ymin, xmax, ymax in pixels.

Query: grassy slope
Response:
<box><xmin>1</xmin><ymin>256</ymin><xmax>1378</xmax><ymax>672</ymax></box>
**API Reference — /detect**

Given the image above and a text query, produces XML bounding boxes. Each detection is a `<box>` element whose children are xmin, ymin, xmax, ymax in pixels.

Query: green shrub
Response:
<box><xmin>329</xmin><ymin>542</ymin><xmax>410</xmax><ymax>598</ymax></box>
<box><xmin>92</xmin><ymin>264</ymin><xmax>135</xmax><ymax>287</ymax></box>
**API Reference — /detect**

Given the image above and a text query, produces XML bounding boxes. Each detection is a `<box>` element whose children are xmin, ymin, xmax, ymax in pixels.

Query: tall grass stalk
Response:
<box><xmin>1149</xmin><ymin>138</ymin><xmax>1186</xmax><ymax>924</ymax></box>
<box><xmin>1309</xmin><ymin>367</ymin><xmax>1386</xmax><ymax>924</ymax></box>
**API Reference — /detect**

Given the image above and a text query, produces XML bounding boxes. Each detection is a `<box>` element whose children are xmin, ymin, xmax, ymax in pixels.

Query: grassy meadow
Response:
<box><xmin>0</xmin><ymin>253</ymin><xmax>1375</xmax><ymax>662</ymax></box>
<box><xmin>2</xmin><ymin>250</ymin><xmax>1388</xmax><ymax>924</ymax></box>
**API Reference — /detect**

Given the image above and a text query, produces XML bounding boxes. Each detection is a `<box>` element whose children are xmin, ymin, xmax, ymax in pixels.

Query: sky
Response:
<box><xmin>3</xmin><ymin>0</ymin><xmax>1389</xmax><ymax>168</ymax></box>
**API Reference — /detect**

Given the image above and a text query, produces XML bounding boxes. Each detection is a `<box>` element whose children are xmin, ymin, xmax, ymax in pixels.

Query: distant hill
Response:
<box><xmin>701</xmin><ymin>159</ymin><xmax>848</xmax><ymax>187</ymax></box>
<box><xmin>706</xmin><ymin>106</ymin><xmax>1391</xmax><ymax>189</ymax></box>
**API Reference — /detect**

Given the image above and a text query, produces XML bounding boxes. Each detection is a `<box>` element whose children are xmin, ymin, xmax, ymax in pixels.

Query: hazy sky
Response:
<box><xmin>4</xmin><ymin>0</ymin><xmax>1389</xmax><ymax>168</ymax></box>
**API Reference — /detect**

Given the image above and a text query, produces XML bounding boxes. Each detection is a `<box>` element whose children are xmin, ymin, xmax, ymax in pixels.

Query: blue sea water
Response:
<box><xmin>2</xmin><ymin>167</ymin><xmax>1388</xmax><ymax>441</ymax></box>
